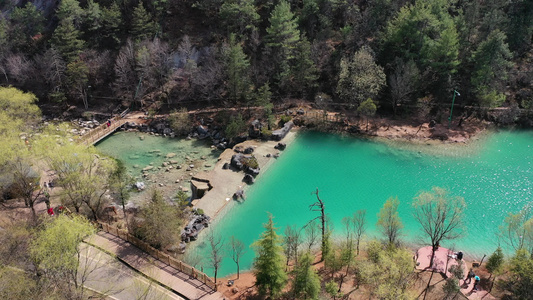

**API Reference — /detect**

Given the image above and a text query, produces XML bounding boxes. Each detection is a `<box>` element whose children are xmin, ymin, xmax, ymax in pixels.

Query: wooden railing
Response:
<box><xmin>304</xmin><ymin>111</ymin><xmax>346</xmax><ymax>124</ymax></box>
<box><xmin>98</xmin><ymin>222</ymin><xmax>216</xmax><ymax>290</ymax></box>
<box><xmin>78</xmin><ymin>116</ymin><xmax>127</xmax><ymax>146</ymax></box>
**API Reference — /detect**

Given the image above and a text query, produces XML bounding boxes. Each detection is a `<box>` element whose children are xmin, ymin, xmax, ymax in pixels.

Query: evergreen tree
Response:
<box><xmin>100</xmin><ymin>2</ymin><xmax>122</xmax><ymax>49</ymax></box>
<box><xmin>357</xmin><ymin>98</ymin><xmax>377</xmax><ymax>132</ymax></box>
<box><xmin>8</xmin><ymin>3</ymin><xmax>45</xmax><ymax>53</ymax></box>
<box><xmin>291</xmin><ymin>35</ymin><xmax>318</xmax><ymax>98</ymax></box>
<box><xmin>219</xmin><ymin>0</ymin><xmax>260</xmax><ymax>39</ymax></box>
<box><xmin>254</xmin><ymin>82</ymin><xmax>275</xmax><ymax>129</ymax></box>
<box><xmin>471</xmin><ymin>30</ymin><xmax>514</xmax><ymax>107</ymax></box>
<box><xmin>506</xmin><ymin>0</ymin><xmax>533</xmax><ymax>55</ymax></box>
<box><xmin>486</xmin><ymin>246</ymin><xmax>504</xmax><ymax>291</ymax></box>
<box><xmin>508</xmin><ymin>249</ymin><xmax>533</xmax><ymax>298</ymax></box>
<box><xmin>131</xmin><ymin>1</ymin><xmax>157</xmax><ymax>41</ymax></box>
<box><xmin>265</xmin><ymin>0</ymin><xmax>301</xmax><ymax>88</ymax></box>
<box><xmin>223</xmin><ymin>34</ymin><xmax>251</xmax><ymax>104</ymax></box>
<box><xmin>381</xmin><ymin>0</ymin><xmax>460</xmax><ymax>100</ymax></box>
<box><xmin>82</xmin><ymin>0</ymin><xmax>102</xmax><ymax>45</ymax></box>
<box><xmin>291</xmin><ymin>252</ymin><xmax>320</xmax><ymax>300</ymax></box>
<box><xmin>56</xmin><ymin>0</ymin><xmax>84</xmax><ymax>28</ymax></box>
<box><xmin>51</xmin><ymin>18</ymin><xmax>85</xmax><ymax>63</ymax></box>
<box><xmin>253</xmin><ymin>213</ymin><xmax>288</xmax><ymax>298</ymax></box>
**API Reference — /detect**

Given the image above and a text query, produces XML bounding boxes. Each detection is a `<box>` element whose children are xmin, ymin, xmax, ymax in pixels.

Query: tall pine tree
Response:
<box><xmin>291</xmin><ymin>252</ymin><xmax>321</xmax><ymax>300</ymax></box>
<box><xmin>223</xmin><ymin>34</ymin><xmax>251</xmax><ymax>104</ymax></box>
<box><xmin>51</xmin><ymin>18</ymin><xmax>84</xmax><ymax>63</ymax></box>
<box><xmin>253</xmin><ymin>213</ymin><xmax>288</xmax><ymax>298</ymax></box>
<box><xmin>265</xmin><ymin>0</ymin><xmax>301</xmax><ymax>89</ymax></box>
<box><xmin>131</xmin><ymin>1</ymin><xmax>157</xmax><ymax>41</ymax></box>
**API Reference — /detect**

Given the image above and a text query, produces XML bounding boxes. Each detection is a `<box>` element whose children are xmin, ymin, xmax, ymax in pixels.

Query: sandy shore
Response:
<box><xmin>194</xmin><ymin>130</ymin><xmax>298</xmax><ymax>218</ymax></box>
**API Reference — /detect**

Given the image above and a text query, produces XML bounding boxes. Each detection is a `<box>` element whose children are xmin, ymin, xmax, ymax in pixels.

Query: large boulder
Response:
<box><xmin>244</xmin><ymin>146</ymin><xmax>254</xmax><ymax>154</ymax></box>
<box><xmin>231</xmin><ymin>153</ymin><xmax>245</xmax><ymax>170</ymax></box>
<box><xmin>197</xmin><ymin>125</ymin><xmax>208</xmax><ymax>135</ymax></box>
<box><xmin>243</xmin><ymin>174</ymin><xmax>255</xmax><ymax>184</ymax></box>
<box><xmin>274</xmin><ymin>142</ymin><xmax>286</xmax><ymax>150</ymax></box>
<box><xmin>272</xmin><ymin>121</ymin><xmax>294</xmax><ymax>141</ymax></box>
<box><xmin>245</xmin><ymin>167</ymin><xmax>260</xmax><ymax>177</ymax></box>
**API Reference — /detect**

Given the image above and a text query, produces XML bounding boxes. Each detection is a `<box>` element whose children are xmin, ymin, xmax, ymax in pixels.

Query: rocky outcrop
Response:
<box><xmin>272</xmin><ymin>121</ymin><xmax>294</xmax><ymax>141</ymax></box>
<box><xmin>181</xmin><ymin>214</ymin><xmax>210</xmax><ymax>243</ymax></box>
<box><xmin>274</xmin><ymin>142</ymin><xmax>286</xmax><ymax>150</ymax></box>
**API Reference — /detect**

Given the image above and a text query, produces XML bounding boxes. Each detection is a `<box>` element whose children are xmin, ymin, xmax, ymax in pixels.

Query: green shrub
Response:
<box><xmin>225</xmin><ymin>114</ymin><xmax>246</xmax><ymax>139</ymax></box>
<box><xmin>242</xmin><ymin>155</ymin><xmax>259</xmax><ymax>169</ymax></box>
<box><xmin>279</xmin><ymin>115</ymin><xmax>291</xmax><ymax>127</ymax></box>
<box><xmin>168</xmin><ymin>108</ymin><xmax>190</xmax><ymax>136</ymax></box>
<box><xmin>261</xmin><ymin>127</ymin><xmax>272</xmax><ymax>138</ymax></box>
<box><xmin>81</xmin><ymin>111</ymin><xmax>94</xmax><ymax>120</ymax></box>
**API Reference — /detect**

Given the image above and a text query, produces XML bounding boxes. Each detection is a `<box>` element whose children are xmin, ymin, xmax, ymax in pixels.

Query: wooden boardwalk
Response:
<box><xmin>88</xmin><ymin>232</ymin><xmax>224</xmax><ymax>300</ymax></box>
<box><xmin>78</xmin><ymin>116</ymin><xmax>127</xmax><ymax>146</ymax></box>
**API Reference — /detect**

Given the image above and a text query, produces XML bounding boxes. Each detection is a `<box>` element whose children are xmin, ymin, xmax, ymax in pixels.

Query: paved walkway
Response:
<box><xmin>415</xmin><ymin>246</ymin><xmax>496</xmax><ymax>300</ymax></box>
<box><xmin>87</xmin><ymin>232</ymin><xmax>224</xmax><ymax>300</ymax></box>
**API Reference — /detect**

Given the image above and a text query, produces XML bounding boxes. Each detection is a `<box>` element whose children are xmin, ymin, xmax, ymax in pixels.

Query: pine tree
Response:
<box><xmin>223</xmin><ymin>34</ymin><xmax>251</xmax><ymax>104</ymax></box>
<box><xmin>253</xmin><ymin>213</ymin><xmax>288</xmax><ymax>298</ymax></box>
<box><xmin>220</xmin><ymin>0</ymin><xmax>260</xmax><ymax>39</ymax></box>
<box><xmin>131</xmin><ymin>1</ymin><xmax>157</xmax><ymax>41</ymax></box>
<box><xmin>8</xmin><ymin>3</ymin><xmax>45</xmax><ymax>53</ymax></box>
<box><xmin>265</xmin><ymin>0</ymin><xmax>301</xmax><ymax>87</ymax></box>
<box><xmin>291</xmin><ymin>36</ymin><xmax>318</xmax><ymax>98</ymax></box>
<box><xmin>100</xmin><ymin>2</ymin><xmax>122</xmax><ymax>49</ymax></box>
<box><xmin>56</xmin><ymin>0</ymin><xmax>84</xmax><ymax>28</ymax></box>
<box><xmin>51</xmin><ymin>18</ymin><xmax>85</xmax><ymax>63</ymax></box>
<box><xmin>82</xmin><ymin>0</ymin><xmax>102</xmax><ymax>44</ymax></box>
<box><xmin>291</xmin><ymin>252</ymin><xmax>320</xmax><ymax>300</ymax></box>
<box><xmin>471</xmin><ymin>29</ymin><xmax>514</xmax><ymax>107</ymax></box>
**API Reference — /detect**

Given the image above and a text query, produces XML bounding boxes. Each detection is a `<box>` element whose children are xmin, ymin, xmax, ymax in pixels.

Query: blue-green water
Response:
<box><xmin>96</xmin><ymin>131</ymin><xmax>220</xmax><ymax>179</ymax></box>
<box><xmin>188</xmin><ymin>130</ymin><xmax>533</xmax><ymax>277</ymax></box>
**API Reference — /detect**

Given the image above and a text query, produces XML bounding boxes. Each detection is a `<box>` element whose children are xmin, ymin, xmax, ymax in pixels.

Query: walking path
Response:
<box><xmin>87</xmin><ymin>232</ymin><xmax>224</xmax><ymax>300</ymax></box>
<box><xmin>415</xmin><ymin>246</ymin><xmax>496</xmax><ymax>300</ymax></box>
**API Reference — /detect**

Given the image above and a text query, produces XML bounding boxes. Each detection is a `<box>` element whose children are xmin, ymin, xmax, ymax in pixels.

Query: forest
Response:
<box><xmin>0</xmin><ymin>0</ymin><xmax>532</xmax><ymax>125</ymax></box>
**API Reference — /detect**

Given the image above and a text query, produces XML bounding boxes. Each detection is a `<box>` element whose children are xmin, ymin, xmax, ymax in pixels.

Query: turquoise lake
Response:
<box><xmin>186</xmin><ymin>130</ymin><xmax>533</xmax><ymax>277</ymax></box>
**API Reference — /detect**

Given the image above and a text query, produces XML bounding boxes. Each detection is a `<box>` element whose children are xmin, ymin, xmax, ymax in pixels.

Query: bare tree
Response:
<box><xmin>412</xmin><ymin>187</ymin><xmax>466</xmax><ymax>268</ymax></box>
<box><xmin>208</xmin><ymin>231</ymin><xmax>224</xmax><ymax>288</ymax></box>
<box><xmin>352</xmin><ymin>210</ymin><xmax>367</xmax><ymax>255</ymax></box>
<box><xmin>9</xmin><ymin>156</ymin><xmax>42</xmax><ymax>219</ymax></box>
<box><xmin>283</xmin><ymin>225</ymin><xmax>301</xmax><ymax>268</ymax></box>
<box><xmin>389</xmin><ymin>58</ymin><xmax>419</xmax><ymax>116</ymax></box>
<box><xmin>499</xmin><ymin>203</ymin><xmax>533</xmax><ymax>253</ymax></box>
<box><xmin>304</xmin><ymin>219</ymin><xmax>320</xmax><ymax>252</ymax></box>
<box><xmin>229</xmin><ymin>236</ymin><xmax>246</xmax><ymax>279</ymax></box>
<box><xmin>377</xmin><ymin>196</ymin><xmax>403</xmax><ymax>247</ymax></box>
<box><xmin>114</xmin><ymin>39</ymin><xmax>138</xmax><ymax>106</ymax></box>
<box><xmin>309</xmin><ymin>188</ymin><xmax>327</xmax><ymax>261</ymax></box>
<box><xmin>34</xmin><ymin>48</ymin><xmax>66</xmax><ymax>100</ymax></box>
<box><xmin>6</xmin><ymin>53</ymin><xmax>32</xmax><ymax>85</ymax></box>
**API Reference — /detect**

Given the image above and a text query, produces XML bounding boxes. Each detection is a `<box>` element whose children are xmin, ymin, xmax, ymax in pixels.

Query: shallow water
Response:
<box><xmin>188</xmin><ymin>130</ymin><xmax>533</xmax><ymax>277</ymax></box>
<box><xmin>96</xmin><ymin>131</ymin><xmax>220</xmax><ymax>180</ymax></box>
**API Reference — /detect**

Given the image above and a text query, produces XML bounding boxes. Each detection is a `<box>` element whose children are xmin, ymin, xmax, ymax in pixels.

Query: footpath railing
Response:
<box><xmin>78</xmin><ymin>116</ymin><xmax>127</xmax><ymax>146</ymax></box>
<box><xmin>98</xmin><ymin>222</ymin><xmax>216</xmax><ymax>290</ymax></box>
<box><xmin>304</xmin><ymin>111</ymin><xmax>346</xmax><ymax>124</ymax></box>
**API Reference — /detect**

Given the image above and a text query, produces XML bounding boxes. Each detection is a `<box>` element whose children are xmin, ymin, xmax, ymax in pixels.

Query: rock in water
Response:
<box><xmin>243</xmin><ymin>174</ymin><xmax>255</xmax><ymax>184</ymax></box>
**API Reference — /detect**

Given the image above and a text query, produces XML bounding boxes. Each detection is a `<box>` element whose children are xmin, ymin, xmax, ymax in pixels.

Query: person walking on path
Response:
<box><xmin>466</xmin><ymin>269</ymin><xmax>475</xmax><ymax>284</ymax></box>
<box><xmin>473</xmin><ymin>275</ymin><xmax>481</xmax><ymax>291</ymax></box>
